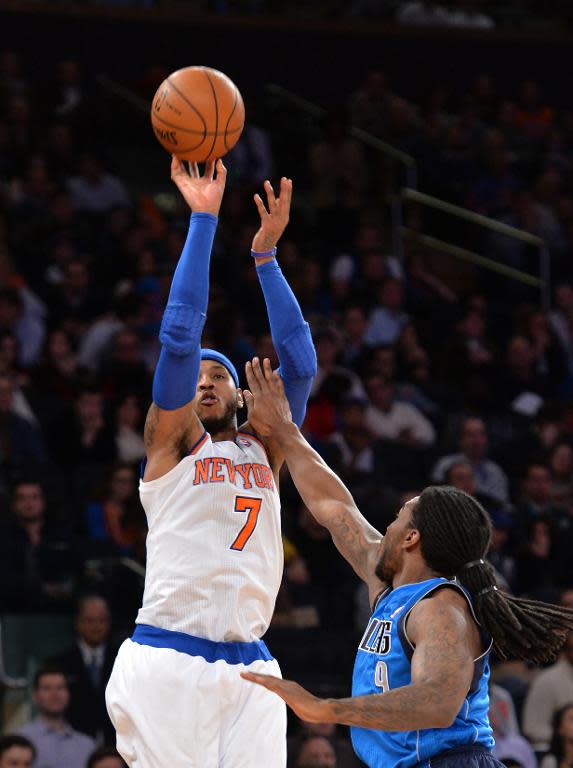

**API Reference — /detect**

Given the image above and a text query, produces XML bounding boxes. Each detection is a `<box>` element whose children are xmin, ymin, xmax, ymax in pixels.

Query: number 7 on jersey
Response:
<box><xmin>230</xmin><ymin>496</ymin><xmax>262</xmax><ymax>551</ymax></box>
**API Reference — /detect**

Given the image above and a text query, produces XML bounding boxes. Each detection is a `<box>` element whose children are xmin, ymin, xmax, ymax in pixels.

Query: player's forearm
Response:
<box><xmin>254</xmin><ymin>257</ymin><xmax>317</xmax><ymax>426</ymax></box>
<box><xmin>275</xmin><ymin>423</ymin><xmax>355</xmax><ymax>516</ymax></box>
<box><xmin>153</xmin><ymin>213</ymin><xmax>217</xmax><ymax>409</ymax></box>
<box><xmin>324</xmin><ymin>684</ymin><xmax>458</xmax><ymax>731</ymax></box>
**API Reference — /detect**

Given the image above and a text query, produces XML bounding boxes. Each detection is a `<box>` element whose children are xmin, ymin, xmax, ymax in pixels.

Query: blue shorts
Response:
<box><xmin>420</xmin><ymin>746</ymin><xmax>506</xmax><ymax>768</ymax></box>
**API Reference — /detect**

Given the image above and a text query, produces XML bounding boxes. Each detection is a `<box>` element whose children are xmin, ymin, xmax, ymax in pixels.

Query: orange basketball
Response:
<box><xmin>150</xmin><ymin>66</ymin><xmax>245</xmax><ymax>162</ymax></box>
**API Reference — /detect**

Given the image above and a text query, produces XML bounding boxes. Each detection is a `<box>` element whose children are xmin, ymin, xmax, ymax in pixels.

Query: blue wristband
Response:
<box><xmin>251</xmin><ymin>247</ymin><xmax>277</xmax><ymax>259</ymax></box>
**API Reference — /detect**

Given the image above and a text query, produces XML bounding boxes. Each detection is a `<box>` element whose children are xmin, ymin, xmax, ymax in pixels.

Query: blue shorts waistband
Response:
<box><xmin>132</xmin><ymin>624</ymin><xmax>273</xmax><ymax>665</ymax></box>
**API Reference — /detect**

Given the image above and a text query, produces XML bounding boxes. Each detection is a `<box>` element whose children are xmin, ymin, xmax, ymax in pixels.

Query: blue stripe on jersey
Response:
<box><xmin>132</xmin><ymin>623</ymin><xmax>274</xmax><ymax>665</ymax></box>
<box><xmin>351</xmin><ymin>577</ymin><xmax>494</xmax><ymax>768</ymax></box>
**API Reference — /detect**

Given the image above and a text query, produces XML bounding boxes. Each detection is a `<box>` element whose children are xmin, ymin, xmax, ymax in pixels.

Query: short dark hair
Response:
<box><xmin>0</xmin><ymin>734</ymin><xmax>36</xmax><ymax>759</ymax></box>
<box><xmin>87</xmin><ymin>746</ymin><xmax>126</xmax><ymax>768</ymax></box>
<box><xmin>33</xmin><ymin>666</ymin><xmax>67</xmax><ymax>690</ymax></box>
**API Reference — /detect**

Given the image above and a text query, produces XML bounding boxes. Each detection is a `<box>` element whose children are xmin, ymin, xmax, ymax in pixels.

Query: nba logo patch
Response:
<box><xmin>391</xmin><ymin>605</ymin><xmax>405</xmax><ymax>619</ymax></box>
<box><xmin>238</xmin><ymin>438</ymin><xmax>252</xmax><ymax>447</ymax></box>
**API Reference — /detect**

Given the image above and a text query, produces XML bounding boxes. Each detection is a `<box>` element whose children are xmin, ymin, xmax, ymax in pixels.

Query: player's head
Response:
<box><xmin>193</xmin><ymin>350</ymin><xmax>243</xmax><ymax>434</ymax></box>
<box><xmin>376</xmin><ymin>486</ymin><xmax>573</xmax><ymax>664</ymax></box>
<box><xmin>0</xmin><ymin>735</ymin><xmax>35</xmax><ymax>768</ymax></box>
<box><xmin>375</xmin><ymin>486</ymin><xmax>491</xmax><ymax>583</ymax></box>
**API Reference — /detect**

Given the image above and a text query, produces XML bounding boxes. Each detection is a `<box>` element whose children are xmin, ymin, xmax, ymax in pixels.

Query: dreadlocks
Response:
<box><xmin>411</xmin><ymin>486</ymin><xmax>573</xmax><ymax>664</ymax></box>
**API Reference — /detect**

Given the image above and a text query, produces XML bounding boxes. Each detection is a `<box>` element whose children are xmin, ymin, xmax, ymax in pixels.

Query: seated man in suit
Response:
<box><xmin>48</xmin><ymin>595</ymin><xmax>117</xmax><ymax>743</ymax></box>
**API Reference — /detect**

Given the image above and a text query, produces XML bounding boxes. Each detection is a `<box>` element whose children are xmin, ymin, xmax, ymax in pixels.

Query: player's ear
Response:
<box><xmin>403</xmin><ymin>528</ymin><xmax>420</xmax><ymax>550</ymax></box>
<box><xmin>237</xmin><ymin>388</ymin><xmax>244</xmax><ymax>408</ymax></box>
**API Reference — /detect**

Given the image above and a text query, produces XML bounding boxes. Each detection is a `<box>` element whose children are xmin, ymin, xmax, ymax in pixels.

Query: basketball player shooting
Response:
<box><xmin>105</xmin><ymin>158</ymin><xmax>317</xmax><ymax>768</ymax></box>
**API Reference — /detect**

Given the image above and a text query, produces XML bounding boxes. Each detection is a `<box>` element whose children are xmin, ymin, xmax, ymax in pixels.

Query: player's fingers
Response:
<box><xmin>250</xmin><ymin>357</ymin><xmax>267</xmax><ymax>389</ymax></box>
<box><xmin>240</xmin><ymin>671</ymin><xmax>281</xmax><ymax>689</ymax></box>
<box><xmin>283</xmin><ymin>177</ymin><xmax>293</xmax><ymax>211</ymax></box>
<box><xmin>272</xmin><ymin>369</ymin><xmax>287</xmax><ymax>398</ymax></box>
<box><xmin>215</xmin><ymin>159</ymin><xmax>227</xmax><ymax>184</ymax></box>
<box><xmin>243</xmin><ymin>389</ymin><xmax>254</xmax><ymax>411</ymax></box>
<box><xmin>245</xmin><ymin>362</ymin><xmax>261</xmax><ymax>395</ymax></box>
<box><xmin>262</xmin><ymin>357</ymin><xmax>274</xmax><ymax>381</ymax></box>
<box><xmin>170</xmin><ymin>155</ymin><xmax>184</xmax><ymax>179</ymax></box>
<box><xmin>264</xmin><ymin>180</ymin><xmax>277</xmax><ymax>210</ymax></box>
<box><xmin>253</xmin><ymin>194</ymin><xmax>269</xmax><ymax>218</ymax></box>
<box><xmin>205</xmin><ymin>159</ymin><xmax>216</xmax><ymax>180</ymax></box>
<box><xmin>188</xmin><ymin>162</ymin><xmax>199</xmax><ymax>178</ymax></box>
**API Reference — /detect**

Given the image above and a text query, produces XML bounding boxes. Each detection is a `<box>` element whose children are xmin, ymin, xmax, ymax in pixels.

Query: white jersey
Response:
<box><xmin>136</xmin><ymin>430</ymin><xmax>283</xmax><ymax>643</ymax></box>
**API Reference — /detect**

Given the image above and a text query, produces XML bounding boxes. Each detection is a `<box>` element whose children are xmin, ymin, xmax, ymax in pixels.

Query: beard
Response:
<box><xmin>375</xmin><ymin>547</ymin><xmax>393</xmax><ymax>583</ymax></box>
<box><xmin>198</xmin><ymin>399</ymin><xmax>238</xmax><ymax>435</ymax></box>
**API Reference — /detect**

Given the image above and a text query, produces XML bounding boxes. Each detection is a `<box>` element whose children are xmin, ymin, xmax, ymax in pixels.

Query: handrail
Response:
<box><xmin>266</xmin><ymin>83</ymin><xmax>417</xmax><ymax>171</ymax></box>
<box><xmin>402</xmin><ymin>229</ymin><xmax>543</xmax><ymax>288</ymax></box>
<box><xmin>0</xmin><ymin>621</ymin><xmax>27</xmax><ymax>690</ymax></box>
<box><xmin>402</xmin><ymin>188</ymin><xmax>544</xmax><ymax>246</ymax></box>
<box><xmin>96</xmin><ymin>74</ymin><xmax>149</xmax><ymax>115</ymax></box>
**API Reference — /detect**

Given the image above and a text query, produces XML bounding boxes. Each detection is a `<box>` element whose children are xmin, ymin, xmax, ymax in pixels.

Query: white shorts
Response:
<box><xmin>106</xmin><ymin>629</ymin><xmax>287</xmax><ymax>768</ymax></box>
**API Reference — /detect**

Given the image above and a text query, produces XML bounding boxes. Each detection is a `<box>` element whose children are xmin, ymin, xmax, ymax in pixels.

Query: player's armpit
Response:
<box><xmin>407</xmin><ymin>588</ymin><xmax>478</xmax><ymax>726</ymax></box>
<box><xmin>143</xmin><ymin>402</ymin><xmax>204</xmax><ymax>481</ymax></box>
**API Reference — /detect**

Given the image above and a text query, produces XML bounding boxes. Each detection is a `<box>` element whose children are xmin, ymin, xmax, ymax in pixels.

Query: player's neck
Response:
<box><xmin>392</xmin><ymin>561</ymin><xmax>442</xmax><ymax>589</ymax></box>
<box><xmin>210</xmin><ymin>425</ymin><xmax>239</xmax><ymax>443</ymax></box>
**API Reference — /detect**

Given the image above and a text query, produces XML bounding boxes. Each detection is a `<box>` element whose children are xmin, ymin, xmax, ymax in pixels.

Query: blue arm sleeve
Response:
<box><xmin>255</xmin><ymin>257</ymin><xmax>317</xmax><ymax>426</ymax></box>
<box><xmin>152</xmin><ymin>212</ymin><xmax>217</xmax><ymax>410</ymax></box>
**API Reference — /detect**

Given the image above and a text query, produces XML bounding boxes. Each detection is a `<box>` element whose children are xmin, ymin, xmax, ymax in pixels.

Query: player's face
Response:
<box><xmin>0</xmin><ymin>747</ymin><xmax>34</xmax><ymax>768</ymax></box>
<box><xmin>375</xmin><ymin>497</ymin><xmax>419</xmax><ymax>583</ymax></box>
<box><xmin>193</xmin><ymin>360</ymin><xmax>243</xmax><ymax>433</ymax></box>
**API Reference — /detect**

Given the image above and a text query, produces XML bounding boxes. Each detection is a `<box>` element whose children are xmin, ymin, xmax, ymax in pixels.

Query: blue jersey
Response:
<box><xmin>351</xmin><ymin>577</ymin><xmax>494</xmax><ymax>768</ymax></box>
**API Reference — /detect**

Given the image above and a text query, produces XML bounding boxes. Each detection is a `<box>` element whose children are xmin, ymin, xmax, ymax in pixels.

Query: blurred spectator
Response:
<box><xmin>67</xmin><ymin>153</ymin><xmax>130</xmax><ymax>214</ymax></box>
<box><xmin>548</xmin><ymin>442</ymin><xmax>573</xmax><ymax>509</ymax></box>
<box><xmin>513</xmin><ymin>517</ymin><xmax>557</xmax><ymax>596</ymax></box>
<box><xmin>0</xmin><ymin>735</ymin><xmax>35</xmax><ymax>768</ymax></box>
<box><xmin>515</xmin><ymin>463</ymin><xmax>568</xmax><ymax>534</ymax></box>
<box><xmin>85</xmin><ymin>464</ymin><xmax>145</xmax><ymax>554</ymax></box>
<box><xmin>363</xmin><ymin>374</ymin><xmax>436</xmax><ymax>446</ymax></box>
<box><xmin>328</xmin><ymin>398</ymin><xmax>378</xmax><ymax>482</ymax></box>
<box><xmin>309</xmin><ymin>108</ymin><xmax>366</xmax><ymax>249</ymax></box>
<box><xmin>113</xmin><ymin>393</ymin><xmax>145</xmax><ymax>464</ymax></box>
<box><xmin>47</xmin><ymin>386</ymin><xmax>116</xmax><ymax>475</ymax></box>
<box><xmin>294</xmin><ymin>735</ymin><xmax>337</xmax><ymax>767</ymax></box>
<box><xmin>288</xmin><ymin>721</ymin><xmax>361</xmax><ymax>768</ymax></box>
<box><xmin>540</xmin><ymin>703</ymin><xmax>573</xmax><ymax>768</ymax></box>
<box><xmin>0</xmin><ymin>287</ymin><xmax>46</xmax><ymax>368</ymax></box>
<box><xmin>48</xmin><ymin>595</ymin><xmax>117</xmax><ymax>744</ymax></box>
<box><xmin>18</xmin><ymin>667</ymin><xmax>95</xmax><ymax>768</ymax></box>
<box><xmin>431</xmin><ymin>417</ymin><xmax>510</xmax><ymax>503</ymax></box>
<box><xmin>87</xmin><ymin>747</ymin><xmax>127</xmax><ymax>768</ymax></box>
<box><xmin>523</xmin><ymin>632</ymin><xmax>573</xmax><ymax>751</ymax></box>
<box><xmin>0</xmin><ymin>479</ymin><xmax>75</xmax><ymax>611</ymax></box>
<box><xmin>365</xmin><ymin>278</ymin><xmax>409</xmax><ymax>347</ymax></box>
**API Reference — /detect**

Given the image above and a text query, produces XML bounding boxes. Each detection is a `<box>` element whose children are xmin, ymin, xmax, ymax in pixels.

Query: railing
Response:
<box><xmin>401</xmin><ymin>188</ymin><xmax>549</xmax><ymax>309</ymax></box>
<box><xmin>96</xmin><ymin>74</ymin><xmax>550</xmax><ymax>306</ymax></box>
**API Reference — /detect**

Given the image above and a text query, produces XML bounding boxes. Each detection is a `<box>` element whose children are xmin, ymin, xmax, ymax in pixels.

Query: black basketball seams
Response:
<box><xmin>203</xmin><ymin>70</ymin><xmax>219</xmax><ymax>161</ymax></box>
<box><xmin>152</xmin><ymin>111</ymin><xmax>243</xmax><ymax>137</ymax></box>
<box><xmin>223</xmin><ymin>86</ymin><xmax>240</xmax><ymax>151</ymax></box>
<box><xmin>166</xmin><ymin>76</ymin><xmax>207</xmax><ymax>136</ymax></box>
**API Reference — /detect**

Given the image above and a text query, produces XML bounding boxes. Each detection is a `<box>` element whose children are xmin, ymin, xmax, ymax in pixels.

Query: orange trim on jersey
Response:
<box><xmin>236</xmin><ymin>431</ymin><xmax>270</xmax><ymax>464</ymax></box>
<box><xmin>189</xmin><ymin>431</ymin><xmax>209</xmax><ymax>455</ymax></box>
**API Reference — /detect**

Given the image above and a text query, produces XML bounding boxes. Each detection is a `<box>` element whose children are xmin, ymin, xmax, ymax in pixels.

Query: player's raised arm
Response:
<box><xmin>244</xmin><ymin>358</ymin><xmax>383</xmax><ymax>592</ymax></box>
<box><xmin>144</xmin><ymin>157</ymin><xmax>227</xmax><ymax>481</ymax></box>
<box><xmin>249</xmin><ymin>178</ymin><xmax>317</xmax><ymax>430</ymax></box>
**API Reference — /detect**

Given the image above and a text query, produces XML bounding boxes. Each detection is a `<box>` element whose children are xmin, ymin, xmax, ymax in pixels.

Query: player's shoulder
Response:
<box><xmin>409</xmin><ymin>583</ymin><xmax>474</xmax><ymax>634</ymax></box>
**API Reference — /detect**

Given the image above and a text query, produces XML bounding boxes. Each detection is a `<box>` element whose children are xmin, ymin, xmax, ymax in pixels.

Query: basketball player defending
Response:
<box><xmin>106</xmin><ymin>158</ymin><xmax>317</xmax><ymax>768</ymax></box>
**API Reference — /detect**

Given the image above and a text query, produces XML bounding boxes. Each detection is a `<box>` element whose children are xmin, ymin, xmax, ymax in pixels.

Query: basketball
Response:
<box><xmin>150</xmin><ymin>66</ymin><xmax>245</xmax><ymax>162</ymax></box>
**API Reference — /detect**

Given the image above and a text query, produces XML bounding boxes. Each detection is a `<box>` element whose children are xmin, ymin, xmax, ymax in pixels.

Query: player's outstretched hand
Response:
<box><xmin>170</xmin><ymin>156</ymin><xmax>227</xmax><ymax>216</ymax></box>
<box><xmin>240</xmin><ymin>671</ymin><xmax>329</xmax><ymax>724</ymax></box>
<box><xmin>243</xmin><ymin>357</ymin><xmax>292</xmax><ymax>437</ymax></box>
<box><xmin>251</xmin><ymin>177</ymin><xmax>293</xmax><ymax>253</ymax></box>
